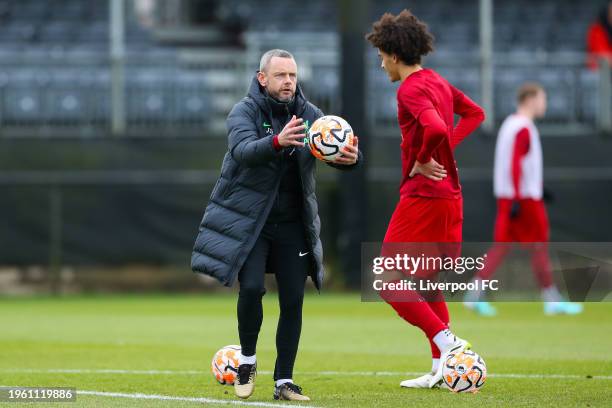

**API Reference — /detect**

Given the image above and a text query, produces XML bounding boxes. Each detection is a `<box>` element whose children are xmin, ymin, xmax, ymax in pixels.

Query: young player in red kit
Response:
<box><xmin>366</xmin><ymin>10</ymin><xmax>485</xmax><ymax>389</ymax></box>
<box><xmin>463</xmin><ymin>83</ymin><xmax>583</xmax><ymax>316</ymax></box>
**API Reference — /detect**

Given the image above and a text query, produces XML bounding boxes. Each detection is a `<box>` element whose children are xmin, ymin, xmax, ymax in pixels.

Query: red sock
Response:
<box><xmin>380</xmin><ymin>286</ymin><xmax>447</xmax><ymax>341</ymax></box>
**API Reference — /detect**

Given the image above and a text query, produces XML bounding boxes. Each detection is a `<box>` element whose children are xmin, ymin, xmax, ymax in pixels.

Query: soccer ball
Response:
<box><xmin>442</xmin><ymin>349</ymin><xmax>486</xmax><ymax>393</ymax></box>
<box><xmin>307</xmin><ymin>115</ymin><xmax>355</xmax><ymax>162</ymax></box>
<box><xmin>211</xmin><ymin>345</ymin><xmax>240</xmax><ymax>385</ymax></box>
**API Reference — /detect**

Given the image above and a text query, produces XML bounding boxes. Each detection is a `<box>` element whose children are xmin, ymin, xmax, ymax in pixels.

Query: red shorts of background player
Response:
<box><xmin>477</xmin><ymin>198</ymin><xmax>553</xmax><ymax>288</ymax></box>
<box><xmin>494</xmin><ymin>198</ymin><xmax>549</xmax><ymax>242</ymax></box>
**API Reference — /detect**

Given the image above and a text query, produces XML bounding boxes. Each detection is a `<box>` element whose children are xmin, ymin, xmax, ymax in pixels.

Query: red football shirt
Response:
<box><xmin>396</xmin><ymin>68</ymin><xmax>484</xmax><ymax>200</ymax></box>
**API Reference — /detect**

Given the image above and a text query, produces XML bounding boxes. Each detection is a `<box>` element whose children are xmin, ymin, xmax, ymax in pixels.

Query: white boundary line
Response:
<box><xmin>0</xmin><ymin>386</ymin><xmax>319</xmax><ymax>408</ymax></box>
<box><xmin>2</xmin><ymin>368</ymin><xmax>611</xmax><ymax>380</ymax></box>
<box><xmin>77</xmin><ymin>390</ymin><xmax>319</xmax><ymax>407</ymax></box>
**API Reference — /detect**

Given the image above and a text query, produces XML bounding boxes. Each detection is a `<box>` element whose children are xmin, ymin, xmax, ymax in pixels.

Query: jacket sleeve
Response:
<box><xmin>511</xmin><ymin>127</ymin><xmax>531</xmax><ymax>200</ymax></box>
<box><xmin>398</xmin><ymin>85</ymin><xmax>447</xmax><ymax>163</ymax></box>
<box><xmin>325</xmin><ymin>150</ymin><xmax>363</xmax><ymax>170</ymax></box>
<box><xmin>415</xmin><ymin>109</ymin><xmax>448</xmax><ymax>164</ymax></box>
<box><xmin>449</xmin><ymin>84</ymin><xmax>485</xmax><ymax>149</ymax></box>
<box><xmin>227</xmin><ymin>101</ymin><xmax>281</xmax><ymax>167</ymax></box>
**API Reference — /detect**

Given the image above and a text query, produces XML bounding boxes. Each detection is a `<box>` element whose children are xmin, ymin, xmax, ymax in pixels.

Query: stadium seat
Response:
<box><xmin>0</xmin><ymin>0</ymin><xmax>605</xmax><ymax>133</ymax></box>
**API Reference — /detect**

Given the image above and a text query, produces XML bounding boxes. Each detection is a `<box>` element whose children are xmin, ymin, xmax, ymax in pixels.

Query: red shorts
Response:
<box><xmin>494</xmin><ymin>199</ymin><xmax>549</xmax><ymax>242</ymax></box>
<box><xmin>384</xmin><ymin>196</ymin><xmax>463</xmax><ymax>243</ymax></box>
<box><xmin>383</xmin><ymin>196</ymin><xmax>463</xmax><ymax>279</ymax></box>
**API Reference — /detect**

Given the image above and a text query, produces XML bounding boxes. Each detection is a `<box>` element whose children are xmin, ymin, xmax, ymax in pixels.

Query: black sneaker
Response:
<box><xmin>273</xmin><ymin>382</ymin><xmax>310</xmax><ymax>401</ymax></box>
<box><xmin>234</xmin><ymin>363</ymin><xmax>256</xmax><ymax>399</ymax></box>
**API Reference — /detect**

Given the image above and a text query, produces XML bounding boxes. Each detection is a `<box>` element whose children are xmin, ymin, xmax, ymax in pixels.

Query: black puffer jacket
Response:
<box><xmin>191</xmin><ymin>75</ymin><xmax>361</xmax><ymax>290</ymax></box>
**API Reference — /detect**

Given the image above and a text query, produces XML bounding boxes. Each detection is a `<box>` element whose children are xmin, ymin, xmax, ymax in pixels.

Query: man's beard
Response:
<box><xmin>271</xmin><ymin>89</ymin><xmax>295</xmax><ymax>103</ymax></box>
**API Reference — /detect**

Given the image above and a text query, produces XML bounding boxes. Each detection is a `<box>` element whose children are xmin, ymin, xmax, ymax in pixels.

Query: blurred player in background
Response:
<box><xmin>463</xmin><ymin>83</ymin><xmax>583</xmax><ymax>316</ymax></box>
<box><xmin>366</xmin><ymin>10</ymin><xmax>485</xmax><ymax>389</ymax></box>
<box><xmin>586</xmin><ymin>1</ymin><xmax>612</xmax><ymax>70</ymax></box>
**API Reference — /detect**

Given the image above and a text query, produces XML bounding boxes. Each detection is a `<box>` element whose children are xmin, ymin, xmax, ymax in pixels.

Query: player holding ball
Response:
<box><xmin>366</xmin><ymin>10</ymin><xmax>486</xmax><ymax>389</ymax></box>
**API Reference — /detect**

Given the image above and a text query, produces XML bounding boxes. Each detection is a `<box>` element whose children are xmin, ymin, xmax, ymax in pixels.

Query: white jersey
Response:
<box><xmin>493</xmin><ymin>114</ymin><xmax>543</xmax><ymax>200</ymax></box>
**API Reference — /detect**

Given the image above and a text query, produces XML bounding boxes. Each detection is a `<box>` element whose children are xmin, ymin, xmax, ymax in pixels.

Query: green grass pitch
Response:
<box><xmin>0</xmin><ymin>293</ymin><xmax>610</xmax><ymax>407</ymax></box>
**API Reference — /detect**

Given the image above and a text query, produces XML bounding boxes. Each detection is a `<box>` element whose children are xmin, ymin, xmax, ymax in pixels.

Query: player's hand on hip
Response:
<box><xmin>409</xmin><ymin>158</ymin><xmax>447</xmax><ymax>181</ymax></box>
<box><xmin>333</xmin><ymin>136</ymin><xmax>359</xmax><ymax>165</ymax></box>
<box><xmin>277</xmin><ymin>115</ymin><xmax>306</xmax><ymax>148</ymax></box>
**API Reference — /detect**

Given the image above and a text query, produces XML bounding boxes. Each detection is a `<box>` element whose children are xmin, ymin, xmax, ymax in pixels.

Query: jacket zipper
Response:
<box><xmin>278</xmin><ymin>106</ymin><xmax>292</xmax><ymax>213</ymax></box>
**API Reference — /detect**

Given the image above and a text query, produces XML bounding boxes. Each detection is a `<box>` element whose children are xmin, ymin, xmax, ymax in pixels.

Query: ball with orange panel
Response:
<box><xmin>211</xmin><ymin>345</ymin><xmax>241</xmax><ymax>385</ymax></box>
<box><xmin>442</xmin><ymin>349</ymin><xmax>487</xmax><ymax>393</ymax></box>
<box><xmin>307</xmin><ymin>115</ymin><xmax>355</xmax><ymax>162</ymax></box>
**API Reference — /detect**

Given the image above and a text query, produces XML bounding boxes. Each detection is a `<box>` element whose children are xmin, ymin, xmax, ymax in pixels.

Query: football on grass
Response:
<box><xmin>442</xmin><ymin>349</ymin><xmax>487</xmax><ymax>393</ymax></box>
<box><xmin>211</xmin><ymin>345</ymin><xmax>240</xmax><ymax>385</ymax></box>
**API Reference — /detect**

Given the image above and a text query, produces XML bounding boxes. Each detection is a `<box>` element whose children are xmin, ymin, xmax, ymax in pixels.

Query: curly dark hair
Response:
<box><xmin>365</xmin><ymin>9</ymin><xmax>434</xmax><ymax>66</ymax></box>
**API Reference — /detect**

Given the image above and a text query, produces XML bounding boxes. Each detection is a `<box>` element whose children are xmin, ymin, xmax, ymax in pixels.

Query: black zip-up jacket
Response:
<box><xmin>265</xmin><ymin>94</ymin><xmax>303</xmax><ymax>224</ymax></box>
<box><xmin>191</xmin><ymin>75</ymin><xmax>362</xmax><ymax>290</ymax></box>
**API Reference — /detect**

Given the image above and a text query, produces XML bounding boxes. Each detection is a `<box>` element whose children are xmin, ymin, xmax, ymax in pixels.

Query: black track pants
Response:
<box><xmin>237</xmin><ymin>221</ymin><xmax>311</xmax><ymax>380</ymax></box>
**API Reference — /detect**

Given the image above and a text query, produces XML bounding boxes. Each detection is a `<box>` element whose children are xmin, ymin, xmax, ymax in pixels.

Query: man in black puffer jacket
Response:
<box><xmin>191</xmin><ymin>49</ymin><xmax>362</xmax><ymax>401</ymax></box>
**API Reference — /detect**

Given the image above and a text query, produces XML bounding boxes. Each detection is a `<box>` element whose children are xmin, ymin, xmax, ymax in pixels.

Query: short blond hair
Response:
<box><xmin>517</xmin><ymin>82</ymin><xmax>544</xmax><ymax>105</ymax></box>
<box><xmin>259</xmin><ymin>49</ymin><xmax>295</xmax><ymax>72</ymax></box>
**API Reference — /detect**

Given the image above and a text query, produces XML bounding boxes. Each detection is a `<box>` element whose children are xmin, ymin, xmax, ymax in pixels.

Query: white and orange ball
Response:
<box><xmin>211</xmin><ymin>345</ymin><xmax>240</xmax><ymax>385</ymax></box>
<box><xmin>307</xmin><ymin>115</ymin><xmax>354</xmax><ymax>162</ymax></box>
<box><xmin>442</xmin><ymin>349</ymin><xmax>487</xmax><ymax>393</ymax></box>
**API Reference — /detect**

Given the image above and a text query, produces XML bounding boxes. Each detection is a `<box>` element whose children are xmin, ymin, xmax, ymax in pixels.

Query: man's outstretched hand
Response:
<box><xmin>277</xmin><ymin>115</ymin><xmax>306</xmax><ymax>148</ymax></box>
